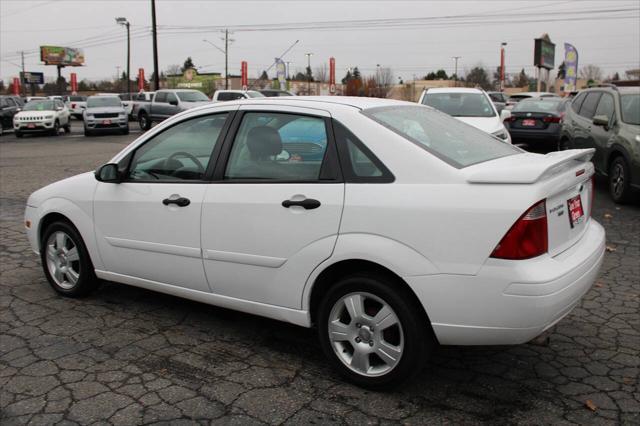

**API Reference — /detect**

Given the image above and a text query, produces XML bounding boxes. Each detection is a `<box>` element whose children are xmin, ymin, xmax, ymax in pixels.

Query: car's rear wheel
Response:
<box><xmin>41</xmin><ymin>221</ymin><xmax>98</xmax><ymax>297</ymax></box>
<box><xmin>317</xmin><ymin>273</ymin><xmax>432</xmax><ymax>389</ymax></box>
<box><xmin>609</xmin><ymin>156</ymin><xmax>633</xmax><ymax>204</ymax></box>
<box><xmin>139</xmin><ymin>112</ymin><xmax>151</xmax><ymax>131</ymax></box>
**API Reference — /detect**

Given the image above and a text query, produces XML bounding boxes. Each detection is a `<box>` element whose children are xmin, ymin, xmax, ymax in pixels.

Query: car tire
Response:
<box><xmin>558</xmin><ymin>137</ymin><xmax>571</xmax><ymax>151</ymax></box>
<box><xmin>609</xmin><ymin>156</ymin><xmax>633</xmax><ymax>204</ymax></box>
<box><xmin>51</xmin><ymin>120</ymin><xmax>60</xmax><ymax>136</ymax></box>
<box><xmin>15</xmin><ymin>131</ymin><xmax>23</xmax><ymax>138</ymax></box>
<box><xmin>122</xmin><ymin>126</ymin><xmax>130</xmax><ymax>135</ymax></box>
<box><xmin>84</xmin><ymin>128</ymin><xmax>92</xmax><ymax>137</ymax></box>
<box><xmin>139</xmin><ymin>113</ymin><xmax>151</xmax><ymax>131</ymax></box>
<box><xmin>317</xmin><ymin>273</ymin><xmax>433</xmax><ymax>389</ymax></box>
<box><xmin>40</xmin><ymin>221</ymin><xmax>99</xmax><ymax>297</ymax></box>
<box><xmin>63</xmin><ymin>123</ymin><xmax>71</xmax><ymax>133</ymax></box>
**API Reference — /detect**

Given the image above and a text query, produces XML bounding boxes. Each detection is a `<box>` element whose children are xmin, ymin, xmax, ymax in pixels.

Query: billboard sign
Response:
<box><xmin>241</xmin><ymin>61</ymin><xmax>248</xmax><ymax>90</ymax></box>
<box><xmin>20</xmin><ymin>71</ymin><xmax>44</xmax><ymax>84</ymax></box>
<box><xmin>40</xmin><ymin>46</ymin><xmax>85</xmax><ymax>66</ymax></box>
<box><xmin>563</xmin><ymin>43</ymin><xmax>579</xmax><ymax>93</ymax></box>
<box><xmin>534</xmin><ymin>36</ymin><xmax>555</xmax><ymax>69</ymax></box>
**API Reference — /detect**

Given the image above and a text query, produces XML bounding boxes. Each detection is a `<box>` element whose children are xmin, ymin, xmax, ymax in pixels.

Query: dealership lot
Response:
<box><xmin>0</xmin><ymin>124</ymin><xmax>638</xmax><ymax>424</ymax></box>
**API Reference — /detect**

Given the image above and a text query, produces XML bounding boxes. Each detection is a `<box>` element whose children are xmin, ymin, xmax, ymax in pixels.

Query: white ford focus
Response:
<box><xmin>24</xmin><ymin>97</ymin><xmax>605</xmax><ymax>388</ymax></box>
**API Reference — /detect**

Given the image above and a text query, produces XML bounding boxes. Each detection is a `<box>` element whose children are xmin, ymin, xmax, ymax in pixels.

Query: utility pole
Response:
<box><xmin>116</xmin><ymin>17</ymin><xmax>131</xmax><ymax>95</ymax></box>
<box><xmin>151</xmin><ymin>0</ymin><xmax>160</xmax><ymax>91</ymax></box>
<box><xmin>452</xmin><ymin>56</ymin><xmax>461</xmax><ymax>87</ymax></box>
<box><xmin>224</xmin><ymin>29</ymin><xmax>229</xmax><ymax>89</ymax></box>
<box><xmin>305</xmin><ymin>52</ymin><xmax>313</xmax><ymax>95</ymax></box>
<box><xmin>20</xmin><ymin>51</ymin><xmax>25</xmax><ymax>96</ymax></box>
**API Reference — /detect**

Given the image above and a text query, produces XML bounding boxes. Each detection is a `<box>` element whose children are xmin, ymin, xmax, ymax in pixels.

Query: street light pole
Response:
<box><xmin>305</xmin><ymin>52</ymin><xmax>313</xmax><ymax>95</ymax></box>
<box><xmin>452</xmin><ymin>56</ymin><xmax>461</xmax><ymax>87</ymax></box>
<box><xmin>203</xmin><ymin>32</ymin><xmax>232</xmax><ymax>90</ymax></box>
<box><xmin>116</xmin><ymin>17</ymin><xmax>131</xmax><ymax>95</ymax></box>
<box><xmin>151</xmin><ymin>0</ymin><xmax>159</xmax><ymax>91</ymax></box>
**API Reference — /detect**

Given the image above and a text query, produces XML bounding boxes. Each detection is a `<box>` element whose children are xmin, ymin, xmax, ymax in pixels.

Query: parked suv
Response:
<box><xmin>560</xmin><ymin>86</ymin><xmax>640</xmax><ymax>203</ymax></box>
<box><xmin>0</xmin><ymin>95</ymin><xmax>22</xmax><ymax>136</ymax></box>
<box><xmin>84</xmin><ymin>95</ymin><xmax>129</xmax><ymax>136</ymax></box>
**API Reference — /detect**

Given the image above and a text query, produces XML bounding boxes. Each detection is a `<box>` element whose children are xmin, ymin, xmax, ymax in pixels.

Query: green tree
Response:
<box><xmin>341</xmin><ymin>70</ymin><xmax>352</xmax><ymax>84</ymax></box>
<box><xmin>181</xmin><ymin>57</ymin><xmax>196</xmax><ymax>72</ymax></box>
<box><xmin>260</xmin><ymin>70</ymin><xmax>269</xmax><ymax>80</ymax></box>
<box><xmin>305</xmin><ymin>66</ymin><xmax>314</xmax><ymax>82</ymax></box>
<box><xmin>465</xmin><ymin>66</ymin><xmax>491</xmax><ymax>90</ymax></box>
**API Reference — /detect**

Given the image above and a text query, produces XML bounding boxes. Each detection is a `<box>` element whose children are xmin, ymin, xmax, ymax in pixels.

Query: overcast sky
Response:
<box><xmin>1</xmin><ymin>0</ymin><xmax>639</xmax><ymax>84</ymax></box>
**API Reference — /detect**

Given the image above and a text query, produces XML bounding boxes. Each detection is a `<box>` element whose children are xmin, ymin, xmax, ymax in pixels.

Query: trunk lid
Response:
<box><xmin>465</xmin><ymin>149</ymin><xmax>595</xmax><ymax>257</ymax></box>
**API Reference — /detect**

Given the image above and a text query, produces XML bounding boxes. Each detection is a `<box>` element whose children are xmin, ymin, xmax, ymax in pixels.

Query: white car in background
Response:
<box><xmin>419</xmin><ymin>87</ymin><xmax>512</xmax><ymax>143</ymax></box>
<box><xmin>64</xmin><ymin>95</ymin><xmax>88</xmax><ymax>119</ymax></box>
<box><xmin>25</xmin><ymin>97</ymin><xmax>604</xmax><ymax>389</ymax></box>
<box><xmin>212</xmin><ymin>89</ymin><xmax>265</xmax><ymax>101</ymax></box>
<box><xmin>13</xmin><ymin>98</ymin><xmax>71</xmax><ymax>137</ymax></box>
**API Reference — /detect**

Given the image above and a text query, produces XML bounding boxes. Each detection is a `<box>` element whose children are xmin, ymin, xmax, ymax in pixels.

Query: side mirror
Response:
<box><xmin>500</xmin><ymin>109</ymin><xmax>512</xmax><ymax>122</ymax></box>
<box><xmin>169</xmin><ymin>100</ymin><xmax>178</xmax><ymax>106</ymax></box>
<box><xmin>95</xmin><ymin>163</ymin><xmax>121</xmax><ymax>183</ymax></box>
<box><xmin>592</xmin><ymin>115</ymin><xmax>609</xmax><ymax>128</ymax></box>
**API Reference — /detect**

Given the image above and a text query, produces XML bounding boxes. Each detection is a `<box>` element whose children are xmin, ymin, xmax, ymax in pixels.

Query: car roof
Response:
<box><xmin>424</xmin><ymin>87</ymin><xmax>484</xmax><ymax>94</ymax></box>
<box><xmin>194</xmin><ymin>96</ymin><xmax>416</xmax><ymax>112</ymax></box>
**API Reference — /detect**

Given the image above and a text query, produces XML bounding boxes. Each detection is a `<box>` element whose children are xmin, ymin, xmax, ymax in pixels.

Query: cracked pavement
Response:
<box><xmin>1</xmin><ymin>127</ymin><xmax>639</xmax><ymax>425</ymax></box>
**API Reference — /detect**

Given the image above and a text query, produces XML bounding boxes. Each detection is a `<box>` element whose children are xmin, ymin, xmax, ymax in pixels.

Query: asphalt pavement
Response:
<box><xmin>0</xmin><ymin>121</ymin><xmax>638</xmax><ymax>424</ymax></box>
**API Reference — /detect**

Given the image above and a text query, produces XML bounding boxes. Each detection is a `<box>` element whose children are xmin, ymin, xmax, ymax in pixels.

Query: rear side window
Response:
<box><xmin>578</xmin><ymin>92</ymin><xmax>602</xmax><ymax>119</ymax></box>
<box><xmin>363</xmin><ymin>105</ymin><xmax>520</xmax><ymax>168</ymax></box>
<box><xmin>333</xmin><ymin>121</ymin><xmax>392</xmax><ymax>182</ymax></box>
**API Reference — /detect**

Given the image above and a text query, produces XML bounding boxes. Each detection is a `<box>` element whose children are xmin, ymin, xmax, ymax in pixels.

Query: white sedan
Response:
<box><xmin>24</xmin><ymin>97</ymin><xmax>605</xmax><ymax>388</ymax></box>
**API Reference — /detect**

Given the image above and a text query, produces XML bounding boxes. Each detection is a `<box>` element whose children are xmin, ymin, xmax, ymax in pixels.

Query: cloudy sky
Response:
<box><xmin>1</xmin><ymin>0</ymin><xmax>639</xmax><ymax>84</ymax></box>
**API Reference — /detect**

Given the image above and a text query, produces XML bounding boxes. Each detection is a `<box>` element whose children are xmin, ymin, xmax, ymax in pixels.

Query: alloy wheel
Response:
<box><xmin>45</xmin><ymin>231</ymin><xmax>81</xmax><ymax>290</ymax></box>
<box><xmin>611</xmin><ymin>163</ymin><xmax>625</xmax><ymax>198</ymax></box>
<box><xmin>327</xmin><ymin>292</ymin><xmax>404</xmax><ymax>377</ymax></box>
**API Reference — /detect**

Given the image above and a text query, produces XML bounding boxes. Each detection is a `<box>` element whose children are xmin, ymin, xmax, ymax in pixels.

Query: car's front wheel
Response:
<box><xmin>139</xmin><ymin>112</ymin><xmax>151</xmax><ymax>131</ymax></box>
<box><xmin>317</xmin><ymin>273</ymin><xmax>432</xmax><ymax>389</ymax></box>
<box><xmin>609</xmin><ymin>155</ymin><xmax>633</xmax><ymax>204</ymax></box>
<box><xmin>40</xmin><ymin>221</ymin><xmax>98</xmax><ymax>297</ymax></box>
<box><xmin>50</xmin><ymin>120</ymin><xmax>60</xmax><ymax>136</ymax></box>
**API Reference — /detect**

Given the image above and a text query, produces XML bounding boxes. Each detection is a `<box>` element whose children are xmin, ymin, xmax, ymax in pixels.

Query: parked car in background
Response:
<box><xmin>260</xmin><ymin>89</ymin><xmax>295</xmax><ymax>97</ymax></box>
<box><xmin>503</xmin><ymin>97</ymin><xmax>569</xmax><ymax>149</ymax></box>
<box><xmin>0</xmin><ymin>95</ymin><xmax>22</xmax><ymax>135</ymax></box>
<box><xmin>212</xmin><ymin>90</ymin><xmax>265</xmax><ymax>101</ymax></box>
<box><xmin>560</xmin><ymin>85</ymin><xmax>640</xmax><ymax>203</ymax></box>
<box><xmin>419</xmin><ymin>87</ymin><xmax>511</xmax><ymax>143</ymax></box>
<box><xmin>506</xmin><ymin>92</ymin><xmax>559</xmax><ymax>109</ymax></box>
<box><xmin>25</xmin><ymin>97</ymin><xmax>605</xmax><ymax>389</ymax></box>
<box><xmin>487</xmin><ymin>91</ymin><xmax>508</xmax><ymax>113</ymax></box>
<box><xmin>118</xmin><ymin>93</ymin><xmax>135</xmax><ymax>118</ymax></box>
<box><xmin>136</xmin><ymin>89</ymin><xmax>211</xmax><ymax>130</ymax></box>
<box><xmin>24</xmin><ymin>96</ymin><xmax>47</xmax><ymax>103</ymax></box>
<box><xmin>64</xmin><ymin>95</ymin><xmax>88</xmax><ymax>119</ymax></box>
<box><xmin>131</xmin><ymin>91</ymin><xmax>155</xmax><ymax>120</ymax></box>
<box><xmin>83</xmin><ymin>96</ymin><xmax>129</xmax><ymax>136</ymax></box>
<box><xmin>13</xmin><ymin>99</ymin><xmax>71</xmax><ymax>137</ymax></box>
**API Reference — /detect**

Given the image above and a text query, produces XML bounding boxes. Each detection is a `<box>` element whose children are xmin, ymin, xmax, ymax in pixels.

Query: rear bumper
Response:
<box><xmin>406</xmin><ymin>219</ymin><xmax>606</xmax><ymax>345</ymax></box>
<box><xmin>507</xmin><ymin>126</ymin><xmax>561</xmax><ymax>143</ymax></box>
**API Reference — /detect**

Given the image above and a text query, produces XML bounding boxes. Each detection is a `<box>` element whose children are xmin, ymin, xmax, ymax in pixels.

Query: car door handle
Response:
<box><xmin>162</xmin><ymin>197</ymin><xmax>190</xmax><ymax>207</ymax></box>
<box><xmin>281</xmin><ymin>198</ymin><xmax>321</xmax><ymax>210</ymax></box>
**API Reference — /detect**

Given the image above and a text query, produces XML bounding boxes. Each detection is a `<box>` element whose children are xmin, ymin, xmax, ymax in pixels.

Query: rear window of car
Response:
<box><xmin>421</xmin><ymin>92</ymin><xmax>495</xmax><ymax>117</ymax></box>
<box><xmin>69</xmin><ymin>96</ymin><xmax>86</xmax><ymax>101</ymax></box>
<box><xmin>363</xmin><ymin>105</ymin><xmax>520</xmax><ymax>168</ymax></box>
<box><xmin>512</xmin><ymin>98</ymin><xmax>563</xmax><ymax>113</ymax></box>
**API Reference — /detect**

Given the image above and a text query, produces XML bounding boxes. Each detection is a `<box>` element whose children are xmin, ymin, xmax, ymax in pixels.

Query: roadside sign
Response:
<box><xmin>241</xmin><ymin>61</ymin><xmax>248</xmax><ymax>89</ymax></box>
<box><xmin>70</xmin><ymin>73</ymin><xmax>78</xmax><ymax>93</ymax></box>
<box><xmin>20</xmin><ymin>72</ymin><xmax>44</xmax><ymax>85</ymax></box>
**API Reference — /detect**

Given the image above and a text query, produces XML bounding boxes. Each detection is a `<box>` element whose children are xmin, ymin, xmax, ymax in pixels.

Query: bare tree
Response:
<box><xmin>165</xmin><ymin>64</ymin><xmax>181</xmax><ymax>76</ymax></box>
<box><xmin>377</xmin><ymin>67</ymin><xmax>394</xmax><ymax>98</ymax></box>
<box><xmin>314</xmin><ymin>63</ymin><xmax>328</xmax><ymax>83</ymax></box>
<box><xmin>579</xmin><ymin>64</ymin><xmax>603</xmax><ymax>81</ymax></box>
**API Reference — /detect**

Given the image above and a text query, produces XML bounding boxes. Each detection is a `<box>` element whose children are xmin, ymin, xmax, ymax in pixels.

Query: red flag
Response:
<box><xmin>70</xmin><ymin>73</ymin><xmax>78</xmax><ymax>93</ymax></box>
<box><xmin>241</xmin><ymin>61</ymin><xmax>248</xmax><ymax>90</ymax></box>
<box><xmin>138</xmin><ymin>68</ymin><xmax>145</xmax><ymax>91</ymax></box>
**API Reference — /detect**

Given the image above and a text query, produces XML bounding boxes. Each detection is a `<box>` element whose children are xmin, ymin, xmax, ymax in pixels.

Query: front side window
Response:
<box><xmin>422</xmin><ymin>92</ymin><xmax>495</xmax><ymax>117</ymax></box>
<box><xmin>620</xmin><ymin>94</ymin><xmax>640</xmax><ymax>125</ymax></box>
<box><xmin>167</xmin><ymin>92</ymin><xmax>178</xmax><ymax>104</ymax></box>
<box><xmin>571</xmin><ymin>93</ymin><xmax>586</xmax><ymax>113</ymax></box>
<box><xmin>225</xmin><ymin>112</ymin><xmax>329</xmax><ymax>180</ymax></box>
<box><xmin>578</xmin><ymin>92</ymin><xmax>602</xmax><ymax>119</ymax></box>
<box><xmin>128</xmin><ymin>113</ymin><xmax>228</xmax><ymax>181</ymax></box>
<box><xmin>594</xmin><ymin>94</ymin><xmax>615</xmax><ymax>122</ymax></box>
<box><xmin>363</xmin><ymin>105</ymin><xmax>520</xmax><ymax>168</ymax></box>
<box><xmin>155</xmin><ymin>92</ymin><xmax>168</xmax><ymax>103</ymax></box>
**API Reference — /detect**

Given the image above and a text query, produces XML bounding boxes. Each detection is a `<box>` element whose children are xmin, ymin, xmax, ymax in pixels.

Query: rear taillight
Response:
<box><xmin>491</xmin><ymin>200</ymin><xmax>548</xmax><ymax>260</ymax></box>
<box><xmin>71</xmin><ymin>103</ymin><xmax>76</xmax><ymax>108</ymax></box>
<box><xmin>543</xmin><ymin>115</ymin><xmax>562</xmax><ymax>123</ymax></box>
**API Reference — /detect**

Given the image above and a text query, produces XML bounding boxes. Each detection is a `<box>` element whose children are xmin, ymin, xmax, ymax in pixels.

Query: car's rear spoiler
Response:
<box><xmin>464</xmin><ymin>149</ymin><xmax>595</xmax><ymax>184</ymax></box>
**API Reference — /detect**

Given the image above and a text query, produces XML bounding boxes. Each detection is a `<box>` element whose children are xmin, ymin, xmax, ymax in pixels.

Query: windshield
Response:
<box><xmin>87</xmin><ymin>97</ymin><xmax>121</xmax><ymax>108</ymax></box>
<box><xmin>620</xmin><ymin>94</ymin><xmax>640</xmax><ymax>125</ymax></box>
<box><xmin>176</xmin><ymin>91</ymin><xmax>209</xmax><ymax>102</ymax></box>
<box><xmin>422</xmin><ymin>92</ymin><xmax>495</xmax><ymax>117</ymax></box>
<box><xmin>24</xmin><ymin>100</ymin><xmax>54</xmax><ymax>111</ymax></box>
<box><xmin>363</xmin><ymin>105</ymin><xmax>520</xmax><ymax>168</ymax></box>
<box><xmin>246</xmin><ymin>91</ymin><xmax>266</xmax><ymax>98</ymax></box>
<box><xmin>512</xmin><ymin>98</ymin><xmax>563</xmax><ymax>113</ymax></box>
